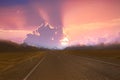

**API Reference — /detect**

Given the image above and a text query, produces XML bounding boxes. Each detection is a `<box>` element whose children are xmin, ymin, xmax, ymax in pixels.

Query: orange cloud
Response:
<box><xmin>63</xmin><ymin>18</ymin><xmax>120</xmax><ymax>45</ymax></box>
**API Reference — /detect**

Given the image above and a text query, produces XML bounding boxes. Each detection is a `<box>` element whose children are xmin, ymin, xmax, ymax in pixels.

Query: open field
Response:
<box><xmin>0</xmin><ymin>51</ymin><xmax>45</xmax><ymax>72</ymax></box>
<box><xmin>61</xmin><ymin>49</ymin><xmax>120</xmax><ymax>64</ymax></box>
<box><xmin>18</xmin><ymin>50</ymin><xmax>120</xmax><ymax>80</ymax></box>
<box><xmin>0</xmin><ymin>40</ymin><xmax>47</xmax><ymax>74</ymax></box>
<box><xmin>0</xmin><ymin>41</ymin><xmax>120</xmax><ymax>80</ymax></box>
<box><xmin>1</xmin><ymin>49</ymin><xmax>120</xmax><ymax>73</ymax></box>
<box><xmin>0</xmin><ymin>51</ymin><xmax>46</xmax><ymax>80</ymax></box>
<box><xmin>0</xmin><ymin>49</ymin><xmax>120</xmax><ymax>80</ymax></box>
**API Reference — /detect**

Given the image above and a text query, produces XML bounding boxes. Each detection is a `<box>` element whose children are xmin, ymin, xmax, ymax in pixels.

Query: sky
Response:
<box><xmin>0</xmin><ymin>0</ymin><xmax>120</xmax><ymax>47</ymax></box>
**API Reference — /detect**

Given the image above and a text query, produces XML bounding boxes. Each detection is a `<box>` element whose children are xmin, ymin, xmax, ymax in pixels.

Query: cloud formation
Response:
<box><xmin>0</xmin><ymin>0</ymin><xmax>120</xmax><ymax>47</ymax></box>
<box><xmin>64</xmin><ymin>18</ymin><xmax>120</xmax><ymax>46</ymax></box>
<box><xmin>24</xmin><ymin>22</ymin><xmax>62</xmax><ymax>48</ymax></box>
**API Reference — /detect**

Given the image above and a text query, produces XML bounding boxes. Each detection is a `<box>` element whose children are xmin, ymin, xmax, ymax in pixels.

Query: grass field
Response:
<box><xmin>0</xmin><ymin>51</ymin><xmax>45</xmax><ymax>73</ymax></box>
<box><xmin>0</xmin><ymin>40</ymin><xmax>120</xmax><ymax>79</ymax></box>
<box><xmin>61</xmin><ymin>49</ymin><xmax>120</xmax><ymax>64</ymax></box>
<box><xmin>1</xmin><ymin>49</ymin><xmax>120</xmax><ymax>72</ymax></box>
<box><xmin>0</xmin><ymin>51</ymin><xmax>47</xmax><ymax>80</ymax></box>
<box><xmin>0</xmin><ymin>40</ymin><xmax>47</xmax><ymax>73</ymax></box>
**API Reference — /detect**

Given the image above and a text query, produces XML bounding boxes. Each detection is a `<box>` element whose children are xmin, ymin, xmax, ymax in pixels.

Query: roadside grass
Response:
<box><xmin>0</xmin><ymin>51</ymin><xmax>45</xmax><ymax>73</ymax></box>
<box><xmin>63</xmin><ymin>49</ymin><xmax>120</xmax><ymax>57</ymax></box>
<box><xmin>62</xmin><ymin>49</ymin><xmax>120</xmax><ymax>64</ymax></box>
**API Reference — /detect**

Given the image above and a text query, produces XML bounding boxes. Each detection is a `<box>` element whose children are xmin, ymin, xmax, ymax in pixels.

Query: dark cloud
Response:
<box><xmin>39</xmin><ymin>0</ymin><xmax>65</xmax><ymax>42</ymax></box>
<box><xmin>24</xmin><ymin>22</ymin><xmax>62</xmax><ymax>48</ymax></box>
<box><xmin>24</xmin><ymin>0</ymin><xmax>65</xmax><ymax>48</ymax></box>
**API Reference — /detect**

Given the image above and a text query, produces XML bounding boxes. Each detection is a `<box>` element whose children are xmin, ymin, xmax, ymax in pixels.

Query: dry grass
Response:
<box><xmin>62</xmin><ymin>49</ymin><xmax>120</xmax><ymax>64</ymax></box>
<box><xmin>0</xmin><ymin>40</ymin><xmax>47</xmax><ymax>73</ymax></box>
<box><xmin>0</xmin><ymin>51</ymin><xmax>45</xmax><ymax>73</ymax></box>
<box><xmin>63</xmin><ymin>49</ymin><xmax>120</xmax><ymax>57</ymax></box>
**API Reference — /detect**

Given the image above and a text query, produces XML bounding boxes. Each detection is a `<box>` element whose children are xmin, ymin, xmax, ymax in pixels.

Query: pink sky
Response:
<box><xmin>0</xmin><ymin>0</ymin><xmax>120</xmax><ymax>45</ymax></box>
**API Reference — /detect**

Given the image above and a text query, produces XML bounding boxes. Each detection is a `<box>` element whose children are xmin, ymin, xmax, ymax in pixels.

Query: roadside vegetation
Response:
<box><xmin>0</xmin><ymin>40</ymin><xmax>47</xmax><ymax>80</ymax></box>
<box><xmin>62</xmin><ymin>45</ymin><xmax>120</xmax><ymax>64</ymax></box>
<box><xmin>0</xmin><ymin>40</ymin><xmax>120</xmax><ymax>80</ymax></box>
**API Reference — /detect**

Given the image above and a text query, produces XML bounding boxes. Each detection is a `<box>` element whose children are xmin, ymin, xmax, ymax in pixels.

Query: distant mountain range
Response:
<box><xmin>0</xmin><ymin>40</ymin><xmax>47</xmax><ymax>52</ymax></box>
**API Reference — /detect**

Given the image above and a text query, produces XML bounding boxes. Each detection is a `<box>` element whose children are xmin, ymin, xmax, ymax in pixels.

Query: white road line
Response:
<box><xmin>79</xmin><ymin>56</ymin><xmax>120</xmax><ymax>67</ymax></box>
<box><xmin>23</xmin><ymin>56</ymin><xmax>46</xmax><ymax>80</ymax></box>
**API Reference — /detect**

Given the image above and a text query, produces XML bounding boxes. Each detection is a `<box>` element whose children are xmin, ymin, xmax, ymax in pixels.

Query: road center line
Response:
<box><xmin>23</xmin><ymin>56</ymin><xmax>46</xmax><ymax>80</ymax></box>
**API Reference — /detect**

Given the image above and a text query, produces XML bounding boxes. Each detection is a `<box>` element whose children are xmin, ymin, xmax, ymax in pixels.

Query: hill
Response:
<box><xmin>0</xmin><ymin>40</ymin><xmax>41</xmax><ymax>52</ymax></box>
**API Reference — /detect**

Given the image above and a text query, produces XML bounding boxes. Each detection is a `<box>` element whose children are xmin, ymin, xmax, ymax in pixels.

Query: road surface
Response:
<box><xmin>23</xmin><ymin>52</ymin><xmax>120</xmax><ymax>80</ymax></box>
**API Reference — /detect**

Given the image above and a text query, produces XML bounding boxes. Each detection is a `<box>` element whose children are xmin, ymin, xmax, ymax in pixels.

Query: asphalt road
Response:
<box><xmin>23</xmin><ymin>53</ymin><xmax>120</xmax><ymax>80</ymax></box>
